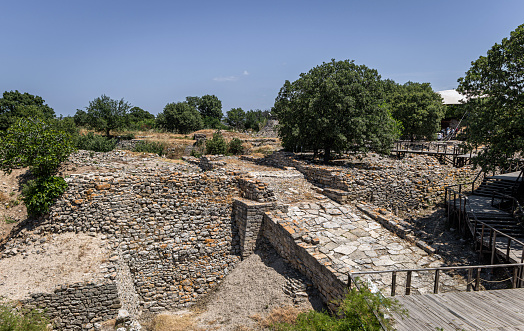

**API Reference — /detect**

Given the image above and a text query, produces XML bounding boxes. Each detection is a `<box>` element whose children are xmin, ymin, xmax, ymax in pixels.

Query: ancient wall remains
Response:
<box><xmin>25</xmin><ymin>282</ymin><xmax>120</xmax><ymax>330</ymax></box>
<box><xmin>243</xmin><ymin>151</ymin><xmax>478</xmax><ymax>215</ymax></box>
<box><xmin>30</xmin><ymin>168</ymin><xmax>242</xmax><ymax>314</ymax></box>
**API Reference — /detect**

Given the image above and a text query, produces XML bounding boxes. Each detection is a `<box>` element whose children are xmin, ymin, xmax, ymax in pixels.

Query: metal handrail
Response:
<box><xmin>349</xmin><ymin>263</ymin><xmax>524</xmax><ymax>296</ymax></box>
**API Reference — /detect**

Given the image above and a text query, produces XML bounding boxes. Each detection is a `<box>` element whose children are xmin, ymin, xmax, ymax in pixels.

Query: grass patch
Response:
<box><xmin>0</xmin><ymin>299</ymin><xmax>49</xmax><ymax>331</ymax></box>
<box><xmin>133</xmin><ymin>141</ymin><xmax>167</xmax><ymax>156</ymax></box>
<box><xmin>3</xmin><ymin>217</ymin><xmax>17</xmax><ymax>224</ymax></box>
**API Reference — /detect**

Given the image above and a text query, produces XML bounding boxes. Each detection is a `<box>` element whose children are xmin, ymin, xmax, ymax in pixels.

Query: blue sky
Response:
<box><xmin>1</xmin><ymin>0</ymin><xmax>523</xmax><ymax>117</ymax></box>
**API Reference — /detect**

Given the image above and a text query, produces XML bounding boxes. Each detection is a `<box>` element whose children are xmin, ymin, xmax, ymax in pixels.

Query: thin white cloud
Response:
<box><xmin>213</xmin><ymin>70</ymin><xmax>250</xmax><ymax>82</ymax></box>
<box><xmin>213</xmin><ymin>76</ymin><xmax>239</xmax><ymax>82</ymax></box>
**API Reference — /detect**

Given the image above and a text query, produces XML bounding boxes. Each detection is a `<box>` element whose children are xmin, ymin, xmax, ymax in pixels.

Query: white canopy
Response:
<box><xmin>437</xmin><ymin>90</ymin><xmax>466</xmax><ymax>105</ymax></box>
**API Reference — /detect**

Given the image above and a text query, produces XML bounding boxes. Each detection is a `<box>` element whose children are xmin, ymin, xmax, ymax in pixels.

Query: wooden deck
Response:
<box><xmin>392</xmin><ymin>288</ymin><xmax>524</xmax><ymax>330</ymax></box>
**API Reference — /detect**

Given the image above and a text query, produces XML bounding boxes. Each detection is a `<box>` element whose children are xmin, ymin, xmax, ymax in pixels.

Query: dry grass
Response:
<box><xmin>252</xmin><ymin>306</ymin><xmax>303</xmax><ymax>329</ymax></box>
<box><xmin>151</xmin><ymin>312</ymin><xmax>201</xmax><ymax>331</ymax></box>
<box><xmin>0</xmin><ymin>192</ymin><xmax>8</xmax><ymax>203</ymax></box>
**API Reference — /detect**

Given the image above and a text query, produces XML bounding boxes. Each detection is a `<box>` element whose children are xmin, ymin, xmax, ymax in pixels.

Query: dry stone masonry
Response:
<box><xmin>0</xmin><ymin>149</ymin><xmax>476</xmax><ymax>329</ymax></box>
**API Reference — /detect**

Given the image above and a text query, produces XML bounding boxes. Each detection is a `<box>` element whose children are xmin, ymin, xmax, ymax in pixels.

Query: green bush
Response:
<box><xmin>272</xmin><ymin>283</ymin><xmax>407</xmax><ymax>331</ymax></box>
<box><xmin>0</xmin><ymin>118</ymin><xmax>76</xmax><ymax>177</ymax></box>
<box><xmin>76</xmin><ymin>132</ymin><xmax>117</xmax><ymax>152</ymax></box>
<box><xmin>0</xmin><ymin>300</ymin><xmax>48</xmax><ymax>331</ymax></box>
<box><xmin>133</xmin><ymin>140</ymin><xmax>166</xmax><ymax>156</ymax></box>
<box><xmin>22</xmin><ymin>176</ymin><xmax>68</xmax><ymax>216</ymax></box>
<box><xmin>119</xmin><ymin>132</ymin><xmax>135</xmax><ymax>140</ymax></box>
<box><xmin>227</xmin><ymin>138</ymin><xmax>244</xmax><ymax>155</ymax></box>
<box><xmin>205</xmin><ymin>131</ymin><xmax>227</xmax><ymax>155</ymax></box>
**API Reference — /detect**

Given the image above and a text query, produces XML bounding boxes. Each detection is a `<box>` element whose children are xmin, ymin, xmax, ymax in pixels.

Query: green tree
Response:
<box><xmin>457</xmin><ymin>23</ymin><xmax>524</xmax><ymax>170</ymax></box>
<box><xmin>157</xmin><ymin>102</ymin><xmax>203</xmax><ymax>134</ymax></box>
<box><xmin>125</xmin><ymin>106</ymin><xmax>156</xmax><ymax>130</ymax></box>
<box><xmin>0</xmin><ymin>117</ymin><xmax>75</xmax><ymax>177</ymax></box>
<box><xmin>273</xmin><ymin>59</ymin><xmax>400</xmax><ymax>163</ymax></box>
<box><xmin>85</xmin><ymin>95</ymin><xmax>132</xmax><ymax>136</ymax></box>
<box><xmin>0</xmin><ymin>118</ymin><xmax>75</xmax><ymax>216</ymax></box>
<box><xmin>186</xmin><ymin>95</ymin><xmax>223</xmax><ymax>128</ymax></box>
<box><xmin>225</xmin><ymin>107</ymin><xmax>246</xmax><ymax>130</ymax></box>
<box><xmin>0</xmin><ymin>90</ymin><xmax>55</xmax><ymax>130</ymax></box>
<box><xmin>73</xmin><ymin>109</ymin><xmax>89</xmax><ymax>127</ymax></box>
<box><xmin>387</xmin><ymin>81</ymin><xmax>445</xmax><ymax>141</ymax></box>
<box><xmin>245</xmin><ymin>109</ymin><xmax>271</xmax><ymax>131</ymax></box>
<box><xmin>205</xmin><ymin>130</ymin><xmax>227</xmax><ymax>155</ymax></box>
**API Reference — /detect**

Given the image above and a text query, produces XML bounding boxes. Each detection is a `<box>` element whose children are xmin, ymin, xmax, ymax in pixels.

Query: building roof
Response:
<box><xmin>437</xmin><ymin>89</ymin><xmax>466</xmax><ymax>105</ymax></box>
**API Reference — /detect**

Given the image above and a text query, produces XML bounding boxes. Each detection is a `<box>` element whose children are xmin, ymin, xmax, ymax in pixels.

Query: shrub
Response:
<box><xmin>76</xmin><ymin>132</ymin><xmax>117</xmax><ymax>152</ymax></box>
<box><xmin>133</xmin><ymin>141</ymin><xmax>166</xmax><ymax>156</ymax></box>
<box><xmin>0</xmin><ymin>117</ymin><xmax>75</xmax><ymax>177</ymax></box>
<box><xmin>22</xmin><ymin>176</ymin><xmax>68</xmax><ymax>216</ymax></box>
<box><xmin>0</xmin><ymin>300</ymin><xmax>49</xmax><ymax>331</ymax></box>
<box><xmin>271</xmin><ymin>283</ymin><xmax>407</xmax><ymax>331</ymax></box>
<box><xmin>227</xmin><ymin>138</ymin><xmax>244</xmax><ymax>155</ymax></box>
<box><xmin>205</xmin><ymin>131</ymin><xmax>227</xmax><ymax>155</ymax></box>
<box><xmin>119</xmin><ymin>132</ymin><xmax>135</xmax><ymax>140</ymax></box>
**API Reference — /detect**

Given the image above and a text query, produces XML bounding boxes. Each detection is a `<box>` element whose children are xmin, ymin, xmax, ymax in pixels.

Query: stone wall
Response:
<box><xmin>243</xmin><ymin>151</ymin><xmax>478</xmax><ymax>215</ymax></box>
<box><xmin>261</xmin><ymin>210</ymin><xmax>346</xmax><ymax>307</ymax></box>
<box><xmin>32</xmin><ymin>169</ymin><xmax>242</xmax><ymax>313</ymax></box>
<box><xmin>232</xmin><ymin>198</ymin><xmax>278</xmax><ymax>258</ymax></box>
<box><xmin>25</xmin><ymin>282</ymin><xmax>120</xmax><ymax>330</ymax></box>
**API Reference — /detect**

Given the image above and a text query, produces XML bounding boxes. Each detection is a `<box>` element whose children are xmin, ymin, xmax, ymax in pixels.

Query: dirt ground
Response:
<box><xmin>142</xmin><ymin>239</ymin><xmax>325</xmax><ymax>331</ymax></box>
<box><xmin>0</xmin><ymin>168</ymin><xmax>29</xmax><ymax>243</ymax></box>
<box><xmin>0</xmin><ymin>232</ymin><xmax>109</xmax><ymax>300</ymax></box>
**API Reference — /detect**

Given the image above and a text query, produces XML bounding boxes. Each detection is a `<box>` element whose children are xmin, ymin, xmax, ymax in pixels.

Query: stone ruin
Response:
<box><xmin>0</xmin><ymin>149</ymin><xmax>479</xmax><ymax>330</ymax></box>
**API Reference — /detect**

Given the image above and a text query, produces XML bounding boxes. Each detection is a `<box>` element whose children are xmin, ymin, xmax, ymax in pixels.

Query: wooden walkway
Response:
<box><xmin>392</xmin><ymin>288</ymin><xmax>524</xmax><ymax>330</ymax></box>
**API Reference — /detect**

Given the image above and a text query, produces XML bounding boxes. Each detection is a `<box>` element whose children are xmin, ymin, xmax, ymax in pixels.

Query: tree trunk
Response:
<box><xmin>323</xmin><ymin>144</ymin><xmax>331</xmax><ymax>164</ymax></box>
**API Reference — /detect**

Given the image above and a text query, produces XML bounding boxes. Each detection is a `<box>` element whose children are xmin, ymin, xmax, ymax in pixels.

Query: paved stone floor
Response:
<box><xmin>284</xmin><ymin>200</ymin><xmax>467</xmax><ymax>295</ymax></box>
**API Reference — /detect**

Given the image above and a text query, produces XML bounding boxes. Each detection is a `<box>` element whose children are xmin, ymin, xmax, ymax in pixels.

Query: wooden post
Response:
<box><xmin>434</xmin><ymin>269</ymin><xmax>440</xmax><ymax>294</ymax></box>
<box><xmin>480</xmin><ymin>224</ymin><xmax>485</xmax><ymax>256</ymax></box>
<box><xmin>512</xmin><ymin>266</ymin><xmax>518</xmax><ymax>289</ymax></box>
<box><xmin>507</xmin><ymin>238</ymin><xmax>512</xmax><ymax>262</ymax></box>
<box><xmin>391</xmin><ymin>271</ymin><xmax>397</xmax><ymax>296</ymax></box>
<box><xmin>475</xmin><ymin>268</ymin><xmax>481</xmax><ymax>291</ymax></box>
<box><xmin>348</xmin><ymin>273</ymin><xmax>352</xmax><ymax>289</ymax></box>
<box><xmin>405</xmin><ymin>271</ymin><xmax>412</xmax><ymax>295</ymax></box>
<box><xmin>467</xmin><ymin>269</ymin><xmax>473</xmax><ymax>291</ymax></box>
<box><xmin>491</xmin><ymin>231</ymin><xmax>497</xmax><ymax>265</ymax></box>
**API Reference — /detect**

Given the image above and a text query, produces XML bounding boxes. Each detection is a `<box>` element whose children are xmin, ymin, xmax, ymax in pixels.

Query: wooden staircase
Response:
<box><xmin>468</xmin><ymin>173</ymin><xmax>524</xmax><ymax>240</ymax></box>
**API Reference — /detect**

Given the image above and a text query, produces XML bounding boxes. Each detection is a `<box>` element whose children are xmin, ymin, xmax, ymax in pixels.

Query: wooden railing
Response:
<box><xmin>445</xmin><ymin>186</ymin><xmax>524</xmax><ymax>265</ymax></box>
<box><xmin>349</xmin><ymin>263</ymin><xmax>524</xmax><ymax>297</ymax></box>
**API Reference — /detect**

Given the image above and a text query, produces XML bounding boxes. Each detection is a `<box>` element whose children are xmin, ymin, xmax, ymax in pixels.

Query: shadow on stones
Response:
<box><xmin>254</xmin><ymin>237</ymin><xmax>326</xmax><ymax>312</ymax></box>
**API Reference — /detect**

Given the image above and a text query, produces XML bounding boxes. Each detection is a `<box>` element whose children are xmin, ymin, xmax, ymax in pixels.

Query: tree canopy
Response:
<box><xmin>0</xmin><ymin>90</ymin><xmax>55</xmax><ymax>130</ymax></box>
<box><xmin>185</xmin><ymin>95</ymin><xmax>223</xmax><ymax>128</ymax></box>
<box><xmin>84</xmin><ymin>95</ymin><xmax>132</xmax><ymax>136</ymax></box>
<box><xmin>0</xmin><ymin>117</ymin><xmax>75</xmax><ymax>177</ymax></box>
<box><xmin>157</xmin><ymin>102</ymin><xmax>203</xmax><ymax>134</ymax></box>
<box><xmin>386</xmin><ymin>81</ymin><xmax>444</xmax><ymax>140</ymax></box>
<box><xmin>273</xmin><ymin>59</ymin><xmax>400</xmax><ymax>162</ymax></box>
<box><xmin>225</xmin><ymin>107</ymin><xmax>246</xmax><ymax>130</ymax></box>
<box><xmin>457</xmin><ymin>23</ymin><xmax>524</xmax><ymax>170</ymax></box>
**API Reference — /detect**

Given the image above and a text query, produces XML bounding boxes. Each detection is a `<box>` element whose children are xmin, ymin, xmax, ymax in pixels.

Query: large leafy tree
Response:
<box><xmin>0</xmin><ymin>117</ymin><xmax>75</xmax><ymax>177</ymax></box>
<box><xmin>225</xmin><ymin>107</ymin><xmax>246</xmax><ymax>130</ymax></box>
<box><xmin>0</xmin><ymin>117</ymin><xmax>75</xmax><ymax>215</ymax></box>
<box><xmin>245</xmin><ymin>109</ymin><xmax>271</xmax><ymax>131</ymax></box>
<box><xmin>387</xmin><ymin>81</ymin><xmax>445</xmax><ymax>140</ymax></box>
<box><xmin>157</xmin><ymin>102</ymin><xmax>203</xmax><ymax>134</ymax></box>
<box><xmin>457</xmin><ymin>23</ymin><xmax>524</xmax><ymax>170</ymax></box>
<box><xmin>273</xmin><ymin>59</ymin><xmax>400</xmax><ymax>163</ymax></box>
<box><xmin>0</xmin><ymin>90</ymin><xmax>55</xmax><ymax>130</ymax></box>
<box><xmin>84</xmin><ymin>95</ymin><xmax>132</xmax><ymax>136</ymax></box>
<box><xmin>185</xmin><ymin>95</ymin><xmax>223</xmax><ymax>128</ymax></box>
